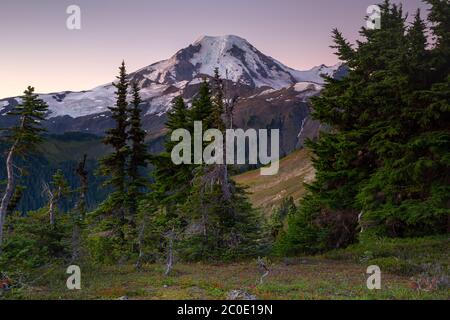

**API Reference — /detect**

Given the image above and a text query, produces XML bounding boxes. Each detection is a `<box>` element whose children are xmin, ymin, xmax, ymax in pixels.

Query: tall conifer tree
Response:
<box><xmin>99</xmin><ymin>61</ymin><xmax>130</xmax><ymax>222</ymax></box>
<box><xmin>0</xmin><ymin>86</ymin><xmax>48</xmax><ymax>248</ymax></box>
<box><xmin>127</xmin><ymin>82</ymin><xmax>148</xmax><ymax>219</ymax></box>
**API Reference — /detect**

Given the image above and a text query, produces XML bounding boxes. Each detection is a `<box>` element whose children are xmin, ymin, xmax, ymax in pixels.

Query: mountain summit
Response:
<box><xmin>130</xmin><ymin>34</ymin><xmax>340</xmax><ymax>90</ymax></box>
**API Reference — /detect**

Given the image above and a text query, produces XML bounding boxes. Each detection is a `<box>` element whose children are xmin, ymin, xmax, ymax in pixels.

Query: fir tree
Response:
<box><xmin>72</xmin><ymin>154</ymin><xmax>88</xmax><ymax>262</ymax></box>
<box><xmin>0</xmin><ymin>86</ymin><xmax>48</xmax><ymax>249</ymax></box>
<box><xmin>189</xmin><ymin>80</ymin><xmax>215</xmax><ymax>126</ymax></box>
<box><xmin>165</xmin><ymin>96</ymin><xmax>189</xmax><ymax>151</ymax></box>
<box><xmin>210</xmin><ymin>68</ymin><xmax>225</xmax><ymax>131</ymax></box>
<box><xmin>99</xmin><ymin>61</ymin><xmax>130</xmax><ymax>223</ymax></box>
<box><xmin>152</xmin><ymin>96</ymin><xmax>192</xmax><ymax>204</ymax></box>
<box><xmin>127</xmin><ymin>82</ymin><xmax>148</xmax><ymax>219</ymax></box>
<box><xmin>426</xmin><ymin>0</ymin><xmax>450</xmax><ymax>80</ymax></box>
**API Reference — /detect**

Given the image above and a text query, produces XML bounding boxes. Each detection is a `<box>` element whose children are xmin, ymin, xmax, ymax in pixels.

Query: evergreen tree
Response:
<box><xmin>138</xmin><ymin>96</ymin><xmax>191</xmax><ymax>265</ymax></box>
<box><xmin>92</xmin><ymin>62</ymin><xmax>131</xmax><ymax>261</ymax></box>
<box><xmin>166</xmin><ymin>97</ymin><xmax>189</xmax><ymax>135</ymax></box>
<box><xmin>99</xmin><ymin>61</ymin><xmax>130</xmax><ymax>223</ymax></box>
<box><xmin>127</xmin><ymin>82</ymin><xmax>148</xmax><ymax>219</ymax></box>
<box><xmin>269</xmin><ymin>197</ymin><xmax>296</xmax><ymax>240</ymax></box>
<box><xmin>278</xmin><ymin>1</ymin><xmax>450</xmax><ymax>255</ymax></box>
<box><xmin>152</xmin><ymin>96</ymin><xmax>192</xmax><ymax>204</ymax></box>
<box><xmin>45</xmin><ymin>169</ymin><xmax>71</xmax><ymax>225</ymax></box>
<box><xmin>189</xmin><ymin>80</ymin><xmax>215</xmax><ymax>126</ymax></box>
<box><xmin>6</xmin><ymin>185</ymin><xmax>25</xmax><ymax>215</ymax></box>
<box><xmin>72</xmin><ymin>155</ymin><xmax>88</xmax><ymax>262</ymax></box>
<box><xmin>426</xmin><ymin>0</ymin><xmax>450</xmax><ymax>80</ymax></box>
<box><xmin>210</xmin><ymin>68</ymin><xmax>225</xmax><ymax>131</ymax></box>
<box><xmin>0</xmin><ymin>86</ymin><xmax>48</xmax><ymax>249</ymax></box>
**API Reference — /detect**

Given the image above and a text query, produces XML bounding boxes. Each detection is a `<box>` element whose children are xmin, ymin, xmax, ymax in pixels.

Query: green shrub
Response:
<box><xmin>0</xmin><ymin>209</ymin><xmax>71</xmax><ymax>272</ymax></box>
<box><xmin>324</xmin><ymin>235</ymin><xmax>450</xmax><ymax>276</ymax></box>
<box><xmin>367</xmin><ymin>257</ymin><xmax>420</xmax><ymax>276</ymax></box>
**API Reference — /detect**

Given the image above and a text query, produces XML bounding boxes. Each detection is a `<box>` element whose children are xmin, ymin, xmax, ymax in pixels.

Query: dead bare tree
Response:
<box><xmin>164</xmin><ymin>228</ymin><xmax>176</xmax><ymax>276</ymax></box>
<box><xmin>135</xmin><ymin>221</ymin><xmax>146</xmax><ymax>270</ymax></box>
<box><xmin>0</xmin><ymin>136</ymin><xmax>20</xmax><ymax>251</ymax></box>
<box><xmin>205</xmin><ymin>69</ymin><xmax>239</xmax><ymax>204</ymax></box>
<box><xmin>257</xmin><ymin>257</ymin><xmax>270</xmax><ymax>285</ymax></box>
<box><xmin>42</xmin><ymin>182</ymin><xmax>56</xmax><ymax>225</ymax></box>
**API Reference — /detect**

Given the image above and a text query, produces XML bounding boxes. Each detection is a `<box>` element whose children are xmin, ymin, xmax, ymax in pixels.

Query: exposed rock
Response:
<box><xmin>227</xmin><ymin>290</ymin><xmax>257</xmax><ymax>300</ymax></box>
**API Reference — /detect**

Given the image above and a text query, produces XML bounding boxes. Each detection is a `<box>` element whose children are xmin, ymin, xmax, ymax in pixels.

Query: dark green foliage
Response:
<box><xmin>209</xmin><ymin>68</ymin><xmax>226</xmax><ymax>131</ymax></box>
<box><xmin>88</xmin><ymin>66</ymin><xmax>152</xmax><ymax>264</ymax></box>
<box><xmin>165</xmin><ymin>97</ymin><xmax>189</xmax><ymax>146</ymax></box>
<box><xmin>99</xmin><ymin>61</ymin><xmax>130</xmax><ymax>219</ymax></box>
<box><xmin>268</xmin><ymin>197</ymin><xmax>296</xmax><ymax>240</ymax></box>
<box><xmin>0</xmin><ymin>138</ymin><xmax>109</xmax><ymax>213</ymax></box>
<box><xmin>274</xmin><ymin>194</ymin><xmax>330</xmax><ymax>255</ymax></box>
<box><xmin>93</xmin><ymin>62</ymin><xmax>135</xmax><ymax>261</ymax></box>
<box><xmin>6</xmin><ymin>185</ymin><xmax>25</xmax><ymax>215</ymax></box>
<box><xmin>0</xmin><ymin>209</ymin><xmax>71</xmax><ymax>271</ymax></box>
<box><xmin>189</xmin><ymin>80</ymin><xmax>214</xmax><ymax>124</ymax></box>
<box><xmin>126</xmin><ymin>82</ymin><xmax>148</xmax><ymax>219</ymax></box>
<box><xmin>4</xmin><ymin>86</ymin><xmax>48</xmax><ymax>154</ymax></box>
<box><xmin>279</xmin><ymin>1</ymin><xmax>450</xmax><ymax>255</ymax></box>
<box><xmin>49</xmin><ymin>169</ymin><xmax>71</xmax><ymax>209</ymax></box>
<box><xmin>325</xmin><ymin>235</ymin><xmax>449</xmax><ymax>277</ymax></box>
<box><xmin>180</xmin><ymin>168</ymin><xmax>266</xmax><ymax>261</ymax></box>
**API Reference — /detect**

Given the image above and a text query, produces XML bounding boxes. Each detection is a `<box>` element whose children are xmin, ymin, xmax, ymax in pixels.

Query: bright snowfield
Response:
<box><xmin>0</xmin><ymin>35</ymin><xmax>342</xmax><ymax>119</ymax></box>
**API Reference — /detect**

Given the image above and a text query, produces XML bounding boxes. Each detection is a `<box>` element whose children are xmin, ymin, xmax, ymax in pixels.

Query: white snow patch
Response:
<box><xmin>294</xmin><ymin>82</ymin><xmax>322</xmax><ymax>92</ymax></box>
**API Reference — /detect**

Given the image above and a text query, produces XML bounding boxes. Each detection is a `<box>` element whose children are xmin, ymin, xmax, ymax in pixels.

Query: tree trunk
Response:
<box><xmin>447</xmin><ymin>213</ymin><xmax>450</xmax><ymax>234</ymax></box>
<box><xmin>135</xmin><ymin>221</ymin><xmax>145</xmax><ymax>270</ymax></box>
<box><xmin>164</xmin><ymin>230</ymin><xmax>174</xmax><ymax>276</ymax></box>
<box><xmin>46</xmin><ymin>185</ymin><xmax>56</xmax><ymax>226</ymax></box>
<box><xmin>0</xmin><ymin>142</ymin><xmax>17</xmax><ymax>251</ymax></box>
<box><xmin>71</xmin><ymin>223</ymin><xmax>81</xmax><ymax>262</ymax></box>
<box><xmin>72</xmin><ymin>154</ymin><xmax>88</xmax><ymax>262</ymax></box>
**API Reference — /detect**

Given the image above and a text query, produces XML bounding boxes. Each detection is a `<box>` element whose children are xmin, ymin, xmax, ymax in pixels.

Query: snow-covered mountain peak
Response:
<box><xmin>193</xmin><ymin>34</ymin><xmax>249</xmax><ymax>47</ymax></box>
<box><xmin>0</xmin><ymin>35</ymin><xmax>347</xmax><ymax>120</ymax></box>
<box><xmin>130</xmin><ymin>35</ymin><xmax>346</xmax><ymax>90</ymax></box>
<box><xmin>129</xmin><ymin>34</ymin><xmax>299</xmax><ymax>89</ymax></box>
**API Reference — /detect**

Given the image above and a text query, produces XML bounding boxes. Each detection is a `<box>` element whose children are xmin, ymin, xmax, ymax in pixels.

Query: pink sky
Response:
<box><xmin>0</xmin><ymin>0</ymin><xmax>429</xmax><ymax>98</ymax></box>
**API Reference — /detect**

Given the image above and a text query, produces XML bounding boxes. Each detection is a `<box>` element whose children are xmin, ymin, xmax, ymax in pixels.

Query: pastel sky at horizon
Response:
<box><xmin>0</xmin><ymin>0</ymin><xmax>429</xmax><ymax>98</ymax></box>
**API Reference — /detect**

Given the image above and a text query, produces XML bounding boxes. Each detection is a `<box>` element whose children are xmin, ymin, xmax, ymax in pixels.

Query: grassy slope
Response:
<box><xmin>234</xmin><ymin>148</ymin><xmax>315</xmax><ymax>215</ymax></box>
<box><xmin>10</xmin><ymin>235</ymin><xmax>448</xmax><ymax>300</ymax></box>
<box><xmin>12</xmin><ymin>252</ymin><xmax>448</xmax><ymax>300</ymax></box>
